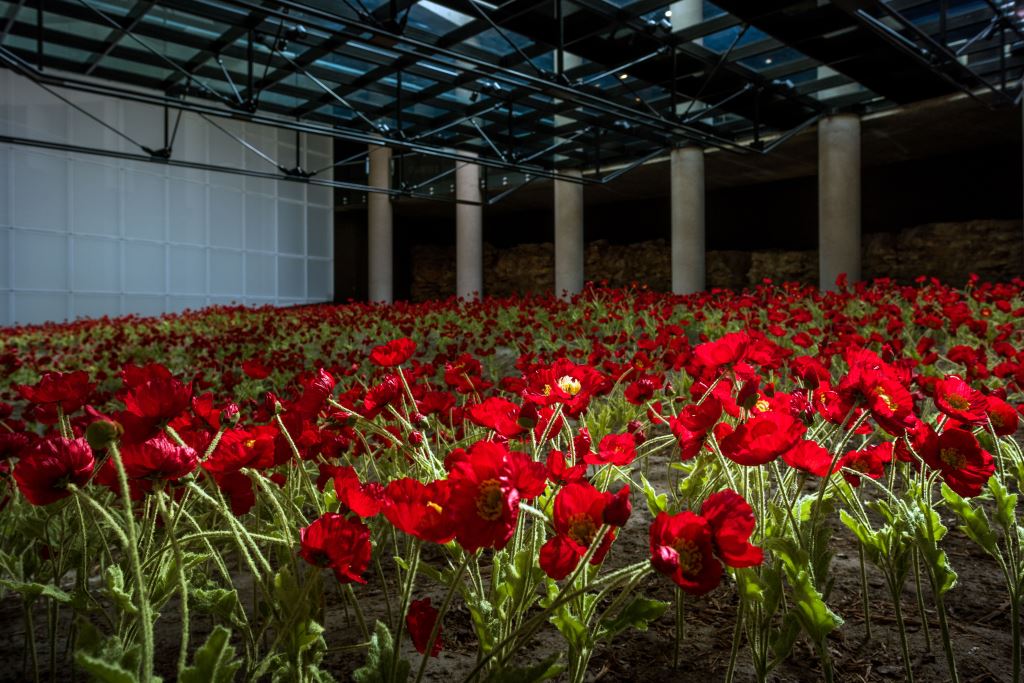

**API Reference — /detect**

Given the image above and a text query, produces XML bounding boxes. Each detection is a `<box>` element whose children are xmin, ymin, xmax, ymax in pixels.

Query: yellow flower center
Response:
<box><xmin>556</xmin><ymin>375</ymin><xmax>582</xmax><ymax>396</ymax></box>
<box><xmin>874</xmin><ymin>388</ymin><xmax>896</xmax><ymax>412</ymax></box>
<box><xmin>755</xmin><ymin>399</ymin><xmax>770</xmax><ymax>413</ymax></box>
<box><xmin>940</xmin><ymin>447</ymin><xmax>966</xmax><ymax>468</ymax></box>
<box><xmin>426</xmin><ymin>501</ymin><xmax>443</xmax><ymax>515</ymax></box>
<box><xmin>567</xmin><ymin>513</ymin><xmax>598</xmax><ymax>547</ymax></box>
<box><xmin>672</xmin><ymin>538</ymin><xmax>702</xmax><ymax>577</ymax></box>
<box><xmin>244</xmin><ymin>439</ymin><xmax>257</xmax><ymax>448</ymax></box>
<box><xmin>475</xmin><ymin>479</ymin><xmax>505</xmax><ymax>521</ymax></box>
<box><xmin>945</xmin><ymin>394</ymin><xmax>970</xmax><ymax>411</ymax></box>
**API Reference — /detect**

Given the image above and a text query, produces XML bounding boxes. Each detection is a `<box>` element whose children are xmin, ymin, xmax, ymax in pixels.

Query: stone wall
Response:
<box><xmin>410</xmin><ymin>219</ymin><xmax>1022</xmax><ymax>301</ymax></box>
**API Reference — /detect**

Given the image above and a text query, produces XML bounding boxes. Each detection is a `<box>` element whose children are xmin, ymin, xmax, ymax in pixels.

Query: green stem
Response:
<box><xmin>888</xmin><ymin>574</ymin><xmax>914</xmax><ymax>683</ymax></box>
<box><xmin>107</xmin><ymin>444</ymin><xmax>155</xmax><ymax>681</ymax></box>
<box><xmin>673</xmin><ymin>588</ymin><xmax>684</xmax><ymax>668</ymax></box>
<box><xmin>724</xmin><ymin>596</ymin><xmax>745</xmax><ymax>683</ymax></box>
<box><xmin>391</xmin><ymin>540</ymin><xmax>422</xmax><ymax>683</ymax></box>
<box><xmin>25</xmin><ymin>600</ymin><xmax>39</xmax><ymax>683</ymax></box>
<box><xmin>156</xmin><ymin>490</ymin><xmax>191</xmax><ymax>675</ymax></box>
<box><xmin>857</xmin><ymin>544</ymin><xmax>872</xmax><ymax>641</ymax></box>
<box><xmin>933</xmin><ymin>590</ymin><xmax>959</xmax><ymax>683</ymax></box>
<box><xmin>911</xmin><ymin>549</ymin><xmax>932</xmax><ymax>651</ymax></box>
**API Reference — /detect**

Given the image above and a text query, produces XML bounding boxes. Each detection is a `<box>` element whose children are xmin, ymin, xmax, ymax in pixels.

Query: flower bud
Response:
<box><xmin>221</xmin><ymin>402</ymin><xmax>241</xmax><ymax>427</ymax></box>
<box><xmin>86</xmin><ymin>419</ymin><xmax>123</xmax><ymax>450</ymax></box>
<box><xmin>517</xmin><ymin>402</ymin><xmax>538</xmax><ymax>429</ymax></box>
<box><xmin>408</xmin><ymin>431</ymin><xmax>424</xmax><ymax>446</ymax></box>
<box><xmin>603</xmin><ymin>485</ymin><xmax>632</xmax><ymax>526</ymax></box>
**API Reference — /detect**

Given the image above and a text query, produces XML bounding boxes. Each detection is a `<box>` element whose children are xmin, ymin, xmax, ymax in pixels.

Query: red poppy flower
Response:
<box><xmin>467</xmin><ymin>397</ymin><xmax>526</xmax><ymax>438</ymax></box>
<box><xmin>539</xmin><ymin>482</ymin><xmax>623</xmax><ymax>579</ymax></box>
<box><xmin>648</xmin><ymin>511</ymin><xmax>722</xmax><ymax>596</ymax></box>
<box><xmin>406</xmin><ymin>598</ymin><xmax>442</xmax><ymax>656</ymax></box>
<box><xmin>719</xmin><ymin>411</ymin><xmax>806</xmax><ymax>466</ymax></box>
<box><xmin>298</xmin><ymin>512</ymin><xmax>372</xmax><ymax>583</ymax></box>
<box><xmin>370</xmin><ymin>338</ymin><xmax>417</xmax><ymax>367</ymax></box>
<box><xmin>120</xmin><ymin>434</ymin><xmax>198</xmax><ymax>483</ymax></box>
<box><xmin>986</xmin><ymin>396</ymin><xmax>1019</xmax><ymax>437</ymax></box>
<box><xmin>444</xmin><ymin>440</ymin><xmax>547</xmax><ymax>553</ymax></box>
<box><xmin>781</xmin><ymin>440</ymin><xmax>836</xmax><ymax>477</ymax></box>
<box><xmin>333</xmin><ymin>466</ymin><xmax>386</xmax><ymax>517</ymax></box>
<box><xmin>691</xmin><ymin>332</ymin><xmax>750</xmax><ymax>374</ymax></box>
<box><xmin>838</xmin><ymin>443</ymin><xmax>892</xmax><ymax>487</ymax></box>
<box><xmin>700</xmin><ymin>489</ymin><xmax>764</xmax><ymax>568</ymax></box>
<box><xmin>921</xmin><ymin>428</ymin><xmax>995</xmax><ymax>497</ymax></box>
<box><xmin>121</xmin><ymin>365</ymin><xmax>192</xmax><ymax>426</ymax></box>
<box><xmin>382</xmin><ymin>477</ymin><xmax>455</xmax><ymax>544</ymax></box>
<box><xmin>363</xmin><ymin>375</ymin><xmax>402</xmax><ymax>419</ymax></box>
<box><xmin>241</xmin><ymin>359</ymin><xmax>271</xmax><ymax>380</ymax></box>
<box><xmin>522</xmin><ymin>359</ymin><xmax>606</xmax><ymax>416</ymax></box>
<box><xmin>584</xmin><ymin>433</ymin><xmax>637</xmax><ymax>467</ymax></box>
<box><xmin>624</xmin><ymin>375</ymin><xmax>663</xmax><ymax>405</ymax></box>
<box><xmin>16</xmin><ymin>371</ymin><xmax>95</xmax><ymax>413</ymax></box>
<box><xmin>13</xmin><ymin>437</ymin><xmax>95</xmax><ymax>505</ymax></box>
<box><xmin>294</xmin><ymin>368</ymin><xmax>336</xmax><ymax>418</ymax></box>
<box><xmin>546</xmin><ymin>450</ymin><xmax>587</xmax><ymax>486</ymax></box>
<box><xmin>934</xmin><ymin>376</ymin><xmax>988</xmax><ymax>424</ymax></box>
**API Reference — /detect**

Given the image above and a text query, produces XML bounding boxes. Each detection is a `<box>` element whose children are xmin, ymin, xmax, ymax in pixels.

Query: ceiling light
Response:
<box><xmin>664</xmin><ymin>9</ymin><xmax>672</xmax><ymax>17</ymax></box>
<box><xmin>618</xmin><ymin>72</ymin><xmax>629</xmax><ymax>80</ymax></box>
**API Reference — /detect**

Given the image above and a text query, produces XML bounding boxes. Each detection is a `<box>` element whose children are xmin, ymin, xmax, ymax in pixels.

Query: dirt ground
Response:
<box><xmin>0</xmin><ymin>451</ymin><xmax>1018</xmax><ymax>682</ymax></box>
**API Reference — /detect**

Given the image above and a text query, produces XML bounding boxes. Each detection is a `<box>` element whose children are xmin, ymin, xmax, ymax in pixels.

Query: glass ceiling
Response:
<box><xmin>0</xmin><ymin>0</ymin><xmax>1019</xmax><ymax>187</ymax></box>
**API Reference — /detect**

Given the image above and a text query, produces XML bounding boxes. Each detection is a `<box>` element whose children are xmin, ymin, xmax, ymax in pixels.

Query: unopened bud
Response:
<box><xmin>86</xmin><ymin>419</ymin><xmax>123</xmax><ymax>450</ymax></box>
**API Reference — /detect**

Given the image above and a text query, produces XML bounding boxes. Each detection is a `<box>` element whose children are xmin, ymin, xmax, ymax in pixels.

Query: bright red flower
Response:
<box><xmin>522</xmin><ymin>359</ymin><xmax>606</xmax><ymax>416</ymax></box>
<box><xmin>781</xmin><ymin>440</ymin><xmax>836</xmax><ymax>477</ymax></box>
<box><xmin>370</xmin><ymin>338</ymin><xmax>417</xmax><ymax>367</ymax></box>
<box><xmin>584</xmin><ymin>433</ymin><xmax>637</xmax><ymax>467</ymax></box>
<box><xmin>649</xmin><ymin>511</ymin><xmax>722</xmax><ymax>596</ymax></box>
<box><xmin>539</xmin><ymin>482</ymin><xmax>625</xmax><ymax>579</ymax></box>
<box><xmin>333</xmin><ymin>466</ymin><xmax>386</xmax><ymax>517</ymax></box>
<box><xmin>14</xmin><ymin>437</ymin><xmax>95</xmax><ymax>505</ymax></box>
<box><xmin>121</xmin><ymin>365</ymin><xmax>192</xmax><ymax>426</ymax></box>
<box><xmin>624</xmin><ymin>374</ymin><xmax>663</xmax><ymax>405</ymax></box>
<box><xmin>934</xmin><ymin>376</ymin><xmax>988</xmax><ymax>424</ymax></box>
<box><xmin>700</xmin><ymin>489</ymin><xmax>764</xmax><ymax>568</ymax></box>
<box><xmin>382</xmin><ymin>478</ymin><xmax>455</xmax><ymax>544</ymax></box>
<box><xmin>294</xmin><ymin>368</ymin><xmax>336</xmax><ymax>418</ymax></box>
<box><xmin>298</xmin><ymin>512</ymin><xmax>372</xmax><ymax>583</ymax></box>
<box><xmin>406</xmin><ymin>598</ymin><xmax>442</xmax><ymax>656</ymax></box>
<box><xmin>921</xmin><ymin>428</ymin><xmax>995</xmax><ymax>497</ymax></box>
<box><xmin>363</xmin><ymin>374</ymin><xmax>402</xmax><ymax>419</ymax></box>
<box><xmin>986</xmin><ymin>396</ymin><xmax>1019</xmax><ymax>437</ymax></box>
<box><xmin>467</xmin><ymin>397</ymin><xmax>525</xmax><ymax>438</ymax></box>
<box><xmin>444</xmin><ymin>440</ymin><xmax>547</xmax><ymax>552</ymax></box>
<box><xmin>546</xmin><ymin>450</ymin><xmax>587</xmax><ymax>486</ymax></box>
<box><xmin>120</xmin><ymin>434</ymin><xmax>198</xmax><ymax>483</ymax></box>
<box><xmin>241</xmin><ymin>359</ymin><xmax>271</xmax><ymax>379</ymax></box>
<box><xmin>719</xmin><ymin>411</ymin><xmax>806</xmax><ymax>466</ymax></box>
<box><xmin>17</xmin><ymin>371</ymin><xmax>95</xmax><ymax>413</ymax></box>
<box><xmin>838</xmin><ymin>443</ymin><xmax>892</xmax><ymax>487</ymax></box>
<box><xmin>691</xmin><ymin>332</ymin><xmax>750</xmax><ymax>374</ymax></box>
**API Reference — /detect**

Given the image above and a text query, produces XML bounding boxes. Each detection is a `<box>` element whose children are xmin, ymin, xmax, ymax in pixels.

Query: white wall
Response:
<box><xmin>0</xmin><ymin>69</ymin><xmax>334</xmax><ymax>326</ymax></box>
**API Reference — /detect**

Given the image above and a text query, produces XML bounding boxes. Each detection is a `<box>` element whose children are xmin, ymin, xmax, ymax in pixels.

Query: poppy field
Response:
<box><xmin>1</xmin><ymin>277</ymin><xmax>1023</xmax><ymax>682</ymax></box>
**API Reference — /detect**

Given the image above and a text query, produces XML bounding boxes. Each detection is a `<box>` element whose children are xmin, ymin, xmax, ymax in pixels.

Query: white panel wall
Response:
<box><xmin>0</xmin><ymin>69</ymin><xmax>334</xmax><ymax>326</ymax></box>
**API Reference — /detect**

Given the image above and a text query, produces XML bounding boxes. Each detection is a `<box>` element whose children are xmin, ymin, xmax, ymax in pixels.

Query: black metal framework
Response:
<box><xmin>0</xmin><ymin>0</ymin><xmax>1021</xmax><ymax>204</ymax></box>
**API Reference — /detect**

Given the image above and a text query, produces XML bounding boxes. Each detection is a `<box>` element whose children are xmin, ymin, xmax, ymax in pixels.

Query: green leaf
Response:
<box><xmin>941</xmin><ymin>484</ymin><xmax>998</xmax><ymax>556</ymax></box>
<box><xmin>0</xmin><ymin>579</ymin><xmax>72</xmax><ymax>604</ymax></box>
<box><xmin>598</xmin><ymin>597</ymin><xmax>669</xmax><ymax>639</ymax></box>
<box><xmin>789</xmin><ymin>568</ymin><xmax>843</xmax><ymax>644</ymax></box>
<box><xmin>989</xmin><ymin>477</ymin><xmax>1018</xmax><ymax>534</ymax></box>
<box><xmin>769</xmin><ymin>612</ymin><xmax>801</xmax><ymax>670</ymax></box>
<box><xmin>180</xmin><ymin>626</ymin><xmax>241</xmax><ymax>683</ymax></box>
<box><xmin>74</xmin><ymin>652</ymin><xmax>140</xmax><ymax>683</ymax></box>
<box><xmin>103</xmin><ymin>565</ymin><xmax>138</xmax><ymax>616</ymax></box>
<box><xmin>192</xmin><ymin>587</ymin><xmax>242</xmax><ymax>625</ymax></box>
<box><xmin>482</xmin><ymin>653</ymin><xmax>565</xmax><ymax>683</ymax></box>
<box><xmin>352</xmin><ymin>621</ymin><xmax>409</xmax><ymax>683</ymax></box>
<box><xmin>913</xmin><ymin>503</ymin><xmax>958</xmax><ymax>595</ymax></box>
<box><xmin>639</xmin><ymin>474</ymin><xmax>667</xmax><ymax>517</ymax></box>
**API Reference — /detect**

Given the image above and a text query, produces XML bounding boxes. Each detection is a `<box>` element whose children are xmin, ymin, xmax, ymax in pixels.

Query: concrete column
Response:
<box><xmin>455</xmin><ymin>155</ymin><xmax>483</xmax><ymax>300</ymax></box>
<box><xmin>554</xmin><ymin>169</ymin><xmax>584</xmax><ymax>299</ymax></box>
<box><xmin>818</xmin><ymin>114</ymin><xmax>861</xmax><ymax>291</ymax></box>
<box><xmin>367</xmin><ymin>144</ymin><xmax>393</xmax><ymax>303</ymax></box>
<box><xmin>670</xmin><ymin>146</ymin><xmax>705</xmax><ymax>294</ymax></box>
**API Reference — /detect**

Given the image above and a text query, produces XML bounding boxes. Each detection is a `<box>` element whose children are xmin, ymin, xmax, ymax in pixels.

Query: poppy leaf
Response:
<box><xmin>598</xmin><ymin>597</ymin><xmax>669</xmax><ymax>639</ymax></box>
<box><xmin>179</xmin><ymin>626</ymin><xmax>242</xmax><ymax>683</ymax></box>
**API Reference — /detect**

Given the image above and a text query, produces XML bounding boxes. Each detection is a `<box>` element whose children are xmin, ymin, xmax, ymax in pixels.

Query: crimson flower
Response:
<box><xmin>467</xmin><ymin>397</ymin><xmax>526</xmax><ymax>438</ymax></box>
<box><xmin>719</xmin><ymin>411</ymin><xmax>806</xmax><ymax>466</ymax></box>
<box><xmin>241</xmin><ymin>359</ymin><xmax>271</xmax><ymax>379</ymax></box>
<box><xmin>540</xmin><ymin>482</ymin><xmax>627</xmax><ymax>580</ymax></box>
<box><xmin>837</xmin><ymin>443</ymin><xmax>892</xmax><ymax>487</ymax></box>
<box><xmin>921</xmin><ymin>428</ymin><xmax>995</xmax><ymax>497</ymax></box>
<box><xmin>649</xmin><ymin>488</ymin><xmax>763</xmax><ymax>596</ymax></box>
<box><xmin>444</xmin><ymin>440</ymin><xmax>547</xmax><ymax>553</ymax></box>
<box><xmin>382</xmin><ymin>478</ymin><xmax>455</xmax><ymax>544</ymax></box>
<box><xmin>781</xmin><ymin>440</ymin><xmax>836</xmax><ymax>477</ymax></box>
<box><xmin>986</xmin><ymin>396</ymin><xmax>1019</xmax><ymax>437</ymax></box>
<box><xmin>298</xmin><ymin>512</ymin><xmax>372</xmax><ymax>583</ymax></box>
<box><xmin>546</xmin><ymin>450</ymin><xmax>587</xmax><ymax>486</ymax></box>
<box><xmin>17</xmin><ymin>371</ymin><xmax>95</xmax><ymax>413</ymax></box>
<box><xmin>293</xmin><ymin>368</ymin><xmax>336</xmax><ymax>418</ymax></box>
<box><xmin>584</xmin><ymin>433</ymin><xmax>637</xmax><ymax>467</ymax></box>
<box><xmin>14</xmin><ymin>437</ymin><xmax>95</xmax><ymax>505</ymax></box>
<box><xmin>363</xmin><ymin>375</ymin><xmax>402</xmax><ymax>419</ymax></box>
<box><xmin>370</xmin><ymin>338</ymin><xmax>417</xmax><ymax>367</ymax></box>
<box><xmin>120</xmin><ymin>434</ymin><xmax>198</xmax><ymax>483</ymax></box>
<box><xmin>406</xmin><ymin>598</ymin><xmax>442</xmax><ymax>656</ymax></box>
<box><xmin>934</xmin><ymin>376</ymin><xmax>988</xmax><ymax>424</ymax></box>
<box><xmin>333</xmin><ymin>466</ymin><xmax>386</xmax><ymax>517</ymax></box>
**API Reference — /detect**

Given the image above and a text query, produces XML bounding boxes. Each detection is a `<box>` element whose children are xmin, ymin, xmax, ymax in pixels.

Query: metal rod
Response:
<box><xmin>465</xmin><ymin>0</ymin><xmax>548</xmax><ymax>78</ymax></box>
<box><xmin>596</xmin><ymin>145</ymin><xmax>663</xmax><ymax>183</ymax></box>
<box><xmin>471</xmin><ymin>118</ymin><xmax>506</xmax><ymax>160</ymax></box>
<box><xmin>761</xmin><ymin>113</ymin><xmax>818</xmax><ymax>153</ymax></box>
<box><xmin>683</xmin><ymin>23</ymin><xmax>749</xmax><ymax>118</ymax></box>
<box><xmin>578</xmin><ymin>48</ymin><xmax>666</xmax><ymax>86</ymax></box>
<box><xmin>199</xmin><ymin>112</ymin><xmax>286</xmax><ymax>172</ymax></box>
<box><xmin>486</xmin><ymin>173</ymin><xmax>538</xmax><ymax>205</ymax></box>
<box><xmin>216</xmin><ymin>55</ymin><xmax>244</xmax><ymax>103</ymax></box>
<box><xmin>0</xmin><ymin>132</ymin><xmax>485</xmax><ymax>204</ymax></box>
